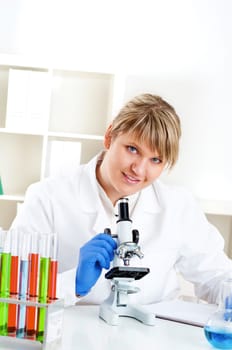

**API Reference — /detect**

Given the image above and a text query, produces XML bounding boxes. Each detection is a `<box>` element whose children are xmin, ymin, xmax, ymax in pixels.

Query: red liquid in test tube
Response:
<box><xmin>48</xmin><ymin>233</ymin><xmax>58</xmax><ymax>302</ymax></box>
<box><xmin>25</xmin><ymin>234</ymin><xmax>39</xmax><ymax>339</ymax></box>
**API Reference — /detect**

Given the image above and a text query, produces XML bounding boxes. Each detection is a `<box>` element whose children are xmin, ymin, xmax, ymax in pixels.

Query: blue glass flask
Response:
<box><xmin>204</xmin><ymin>278</ymin><xmax>232</xmax><ymax>349</ymax></box>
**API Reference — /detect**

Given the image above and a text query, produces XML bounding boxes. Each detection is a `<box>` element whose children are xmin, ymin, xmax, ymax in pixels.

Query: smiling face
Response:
<box><xmin>96</xmin><ymin>128</ymin><xmax>167</xmax><ymax>205</ymax></box>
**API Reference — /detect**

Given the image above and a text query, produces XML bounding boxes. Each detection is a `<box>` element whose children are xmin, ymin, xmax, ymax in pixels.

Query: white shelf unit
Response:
<box><xmin>0</xmin><ymin>56</ymin><xmax>117</xmax><ymax>229</ymax></box>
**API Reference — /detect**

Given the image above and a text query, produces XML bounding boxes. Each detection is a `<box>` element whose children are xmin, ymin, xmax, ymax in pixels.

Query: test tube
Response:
<box><xmin>0</xmin><ymin>229</ymin><xmax>7</xmax><ymax>283</ymax></box>
<box><xmin>0</xmin><ymin>230</ymin><xmax>12</xmax><ymax>336</ymax></box>
<box><xmin>25</xmin><ymin>233</ymin><xmax>39</xmax><ymax>339</ymax></box>
<box><xmin>47</xmin><ymin>233</ymin><xmax>58</xmax><ymax>302</ymax></box>
<box><xmin>8</xmin><ymin>229</ymin><xmax>20</xmax><ymax>335</ymax></box>
<box><xmin>16</xmin><ymin>232</ymin><xmax>31</xmax><ymax>338</ymax></box>
<box><xmin>36</xmin><ymin>234</ymin><xmax>51</xmax><ymax>342</ymax></box>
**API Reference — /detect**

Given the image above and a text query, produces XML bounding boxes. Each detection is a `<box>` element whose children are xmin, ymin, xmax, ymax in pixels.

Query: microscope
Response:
<box><xmin>99</xmin><ymin>198</ymin><xmax>155</xmax><ymax>326</ymax></box>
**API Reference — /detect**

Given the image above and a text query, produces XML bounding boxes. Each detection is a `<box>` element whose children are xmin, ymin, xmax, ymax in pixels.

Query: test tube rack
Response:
<box><xmin>0</xmin><ymin>297</ymin><xmax>64</xmax><ymax>350</ymax></box>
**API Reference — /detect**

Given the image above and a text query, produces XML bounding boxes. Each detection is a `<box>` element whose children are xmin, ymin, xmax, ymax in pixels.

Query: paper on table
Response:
<box><xmin>141</xmin><ymin>300</ymin><xmax>217</xmax><ymax>327</ymax></box>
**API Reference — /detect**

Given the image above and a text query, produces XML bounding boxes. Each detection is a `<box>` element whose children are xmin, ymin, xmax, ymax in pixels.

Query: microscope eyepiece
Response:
<box><xmin>117</xmin><ymin>198</ymin><xmax>131</xmax><ymax>222</ymax></box>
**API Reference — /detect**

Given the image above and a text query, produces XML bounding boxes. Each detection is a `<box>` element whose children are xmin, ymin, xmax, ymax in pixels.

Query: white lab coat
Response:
<box><xmin>12</xmin><ymin>153</ymin><xmax>232</xmax><ymax>306</ymax></box>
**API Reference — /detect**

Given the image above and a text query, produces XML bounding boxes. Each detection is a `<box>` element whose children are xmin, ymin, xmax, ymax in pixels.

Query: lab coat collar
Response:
<box><xmin>78</xmin><ymin>154</ymin><xmax>112</xmax><ymax>234</ymax></box>
<box><xmin>133</xmin><ymin>182</ymin><xmax>162</xmax><ymax>216</ymax></box>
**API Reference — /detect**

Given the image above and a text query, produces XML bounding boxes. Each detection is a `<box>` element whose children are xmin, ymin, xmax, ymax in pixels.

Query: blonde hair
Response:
<box><xmin>110</xmin><ymin>93</ymin><xmax>181</xmax><ymax>169</ymax></box>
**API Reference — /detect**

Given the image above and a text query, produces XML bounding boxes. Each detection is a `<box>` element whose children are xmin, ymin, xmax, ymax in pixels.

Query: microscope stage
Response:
<box><xmin>105</xmin><ymin>266</ymin><xmax>150</xmax><ymax>280</ymax></box>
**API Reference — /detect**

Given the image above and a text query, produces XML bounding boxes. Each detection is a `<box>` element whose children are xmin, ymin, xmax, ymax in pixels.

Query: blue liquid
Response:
<box><xmin>204</xmin><ymin>326</ymin><xmax>232</xmax><ymax>349</ymax></box>
<box><xmin>17</xmin><ymin>259</ymin><xmax>29</xmax><ymax>337</ymax></box>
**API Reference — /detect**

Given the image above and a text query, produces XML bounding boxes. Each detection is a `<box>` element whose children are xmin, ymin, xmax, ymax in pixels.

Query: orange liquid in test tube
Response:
<box><xmin>8</xmin><ymin>255</ymin><xmax>19</xmax><ymax>334</ymax></box>
<box><xmin>26</xmin><ymin>253</ymin><xmax>39</xmax><ymax>337</ymax></box>
<box><xmin>48</xmin><ymin>234</ymin><xmax>58</xmax><ymax>302</ymax></box>
<box><xmin>48</xmin><ymin>260</ymin><xmax>58</xmax><ymax>301</ymax></box>
<box><xmin>26</xmin><ymin>243</ymin><xmax>39</xmax><ymax>338</ymax></box>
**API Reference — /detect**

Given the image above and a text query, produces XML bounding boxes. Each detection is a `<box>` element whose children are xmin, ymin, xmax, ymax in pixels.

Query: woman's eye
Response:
<box><xmin>127</xmin><ymin>146</ymin><xmax>137</xmax><ymax>153</ymax></box>
<box><xmin>152</xmin><ymin>157</ymin><xmax>162</xmax><ymax>164</ymax></box>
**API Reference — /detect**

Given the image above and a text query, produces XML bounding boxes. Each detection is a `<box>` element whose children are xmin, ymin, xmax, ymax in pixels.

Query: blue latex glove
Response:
<box><xmin>75</xmin><ymin>233</ymin><xmax>117</xmax><ymax>296</ymax></box>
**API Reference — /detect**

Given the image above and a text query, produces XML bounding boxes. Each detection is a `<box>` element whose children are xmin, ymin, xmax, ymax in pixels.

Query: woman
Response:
<box><xmin>12</xmin><ymin>94</ymin><xmax>232</xmax><ymax>305</ymax></box>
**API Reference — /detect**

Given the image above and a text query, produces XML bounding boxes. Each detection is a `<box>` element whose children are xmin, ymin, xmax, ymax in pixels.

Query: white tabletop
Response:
<box><xmin>61</xmin><ymin>305</ymin><xmax>211</xmax><ymax>350</ymax></box>
<box><xmin>0</xmin><ymin>305</ymin><xmax>212</xmax><ymax>350</ymax></box>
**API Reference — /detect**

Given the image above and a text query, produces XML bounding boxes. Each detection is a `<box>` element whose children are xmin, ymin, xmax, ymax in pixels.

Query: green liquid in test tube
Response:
<box><xmin>36</xmin><ymin>234</ymin><xmax>51</xmax><ymax>343</ymax></box>
<box><xmin>8</xmin><ymin>229</ymin><xmax>20</xmax><ymax>335</ymax></box>
<box><xmin>0</xmin><ymin>231</ymin><xmax>11</xmax><ymax>336</ymax></box>
<box><xmin>0</xmin><ymin>229</ymin><xmax>6</xmax><ymax>283</ymax></box>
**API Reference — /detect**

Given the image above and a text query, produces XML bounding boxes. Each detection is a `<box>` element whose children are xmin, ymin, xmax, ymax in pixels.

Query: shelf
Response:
<box><xmin>0</xmin><ymin>194</ymin><xmax>24</xmax><ymax>201</ymax></box>
<box><xmin>197</xmin><ymin>198</ymin><xmax>232</xmax><ymax>216</ymax></box>
<box><xmin>0</xmin><ymin>129</ymin><xmax>104</xmax><ymax>140</ymax></box>
<box><xmin>0</xmin><ymin>56</ymin><xmax>117</xmax><ymax>229</ymax></box>
<box><xmin>0</xmin><ymin>53</ymin><xmax>52</xmax><ymax>70</ymax></box>
<box><xmin>0</xmin><ymin>127</ymin><xmax>45</xmax><ymax>136</ymax></box>
<box><xmin>47</xmin><ymin>131</ymin><xmax>104</xmax><ymax>141</ymax></box>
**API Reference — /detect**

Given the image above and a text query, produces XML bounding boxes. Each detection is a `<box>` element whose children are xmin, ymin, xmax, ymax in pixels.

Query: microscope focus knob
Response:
<box><xmin>132</xmin><ymin>229</ymin><xmax>139</xmax><ymax>244</ymax></box>
<box><xmin>104</xmin><ymin>227</ymin><xmax>118</xmax><ymax>239</ymax></box>
<box><xmin>104</xmin><ymin>228</ymin><xmax>111</xmax><ymax>235</ymax></box>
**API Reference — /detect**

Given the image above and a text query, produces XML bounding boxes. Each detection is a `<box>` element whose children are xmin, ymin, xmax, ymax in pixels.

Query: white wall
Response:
<box><xmin>1</xmin><ymin>0</ymin><xmax>232</xmax><ymax>73</ymax></box>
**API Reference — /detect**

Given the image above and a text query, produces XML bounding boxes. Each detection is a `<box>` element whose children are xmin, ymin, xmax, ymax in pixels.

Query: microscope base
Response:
<box><xmin>99</xmin><ymin>278</ymin><xmax>155</xmax><ymax>326</ymax></box>
<box><xmin>99</xmin><ymin>303</ymin><xmax>155</xmax><ymax>326</ymax></box>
